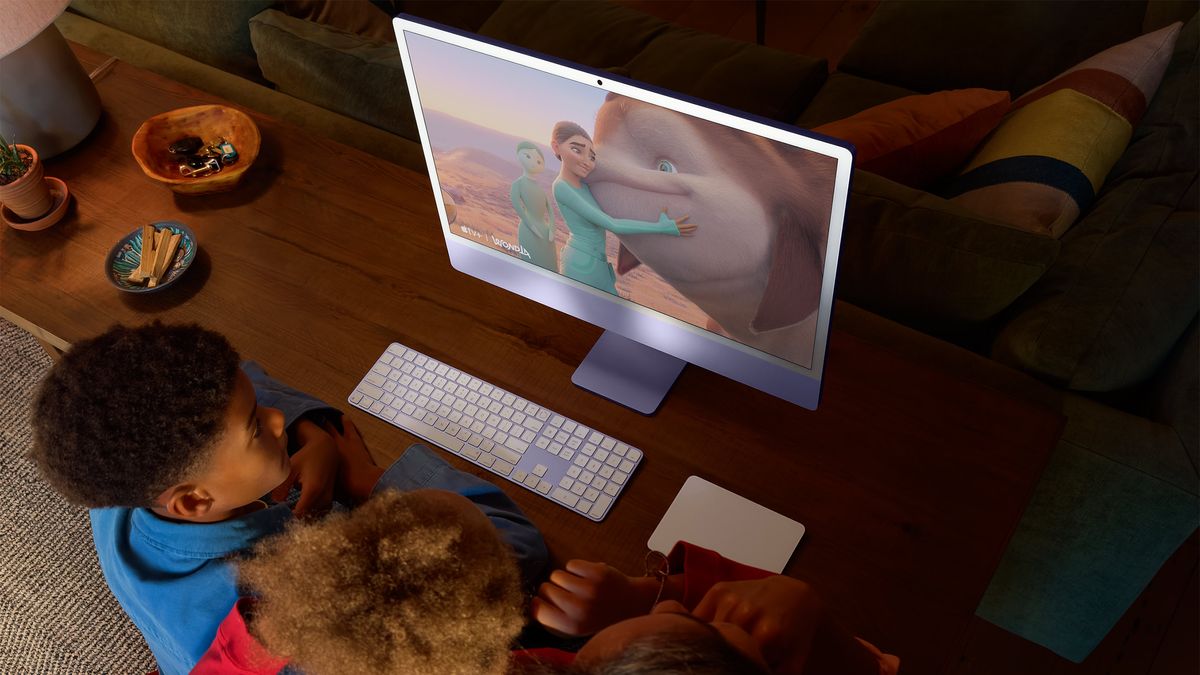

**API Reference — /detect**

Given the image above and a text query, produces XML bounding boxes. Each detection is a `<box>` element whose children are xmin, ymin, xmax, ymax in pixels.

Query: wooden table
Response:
<box><xmin>0</xmin><ymin>44</ymin><xmax>1063</xmax><ymax>673</ymax></box>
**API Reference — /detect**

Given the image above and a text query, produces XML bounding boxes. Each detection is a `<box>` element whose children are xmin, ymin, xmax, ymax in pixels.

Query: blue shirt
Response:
<box><xmin>90</xmin><ymin>363</ymin><xmax>547</xmax><ymax>675</ymax></box>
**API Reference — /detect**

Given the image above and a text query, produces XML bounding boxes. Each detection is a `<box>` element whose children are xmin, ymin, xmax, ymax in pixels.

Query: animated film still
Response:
<box><xmin>405</xmin><ymin>33</ymin><xmax>840</xmax><ymax>369</ymax></box>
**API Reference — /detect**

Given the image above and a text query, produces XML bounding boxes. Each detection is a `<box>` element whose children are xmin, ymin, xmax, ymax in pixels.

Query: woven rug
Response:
<box><xmin>0</xmin><ymin>318</ymin><xmax>155</xmax><ymax>673</ymax></box>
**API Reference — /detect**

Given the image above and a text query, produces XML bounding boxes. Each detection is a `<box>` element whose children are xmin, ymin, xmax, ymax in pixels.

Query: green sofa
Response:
<box><xmin>57</xmin><ymin>0</ymin><xmax>1198</xmax><ymax>662</ymax></box>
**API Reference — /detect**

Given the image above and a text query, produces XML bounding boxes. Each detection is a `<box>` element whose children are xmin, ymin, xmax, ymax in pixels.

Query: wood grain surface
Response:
<box><xmin>0</xmin><ymin>44</ymin><xmax>1065</xmax><ymax>674</ymax></box>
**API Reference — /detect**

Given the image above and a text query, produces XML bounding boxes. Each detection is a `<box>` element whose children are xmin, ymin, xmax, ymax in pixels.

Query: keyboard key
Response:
<box><xmin>577</xmin><ymin>499</ymin><xmax>593</xmax><ymax>513</ymax></box>
<box><xmin>551</xmin><ymin>488</ymin><xmax>579</xmax><ymax>508</ymax></box>
<box><xmin>461</xmin><ymin>445</ymin><xmax>481</xmax><ymax>460</ymax></box>
<box><xmin>581</xmin><ymin>443</ymin><xmax>596</xmax><ymax>456</ymax></box>
<box><xmin>550</xmin><ymin>415</ymin><xmax>565</xmax><ymax>427</ymax></box>
<box><xmin>563</xmin><ymin>421</ymin><xmax>577</xmax><ymax>433</ymax></box>
<box><xmin>603</xmin><ymin>482</ymin><xmax>620</xmax><ymax>496</ymax></box>
<box><xmin>558</xmin><ymin>476</ymin><xmax>574</xmax><ymax>490</ymax></box>
<box><xmin>567</xmin><ymin>465</ymin><xmax>581</xmax><ymax>478</ymax></box>
<box><xmin>613</xmin><ymin>471</ymin><xmax>628</xmax><ymax>485</ymax></box>
<box><xmin>573</xmin><ymin>426</ymin><xmax>588</xmax><ymax>439</ymax></box>
<box><xmin>620</xmin><ymin>459</ymin><xmax>635</xmax><ymax>472</ymax></box>
<box><xmin>513</xmin><ymin>470</ymin><xmax>528</xmax><ymax>483</ymax></box>
<box><xmin>614</xmin><ymin>442</ymin><xmax>628</xmax><ymax>456</ymax></box>
<box><xmin>492</xmin><ymin>445</ymin><xmax>522</xmax><ymax>465</ymax></box>
<box><xmin>580</xmin><ymin>471</ymin><xmax>595</xmax><ymax>484</ymax></box>
<box><xmin>536</xmin><ymin>480</ymin><xmax>552</xmax><ymax>494</ymax></box>
<box><xmin>584</xmin><ymin>487</ymin><xmax>600</xmax><ymax>501</ymax></box>
<box><xmin>365</xmin><ymin>372</ymin><xmax>386</xmax><ymax>387</ymax></box>
<box><xmin>357</xmin><ymin>383</ymin><xmax>383</xmax><ymax>399</ymax></box>
<box><xmin>570</xmin><ymin>481</ymin><xmax>587</xmax><ymax>496</ymax></box>
<box><xmin>606</xmin><ymin>454</ymin><xmax>621</xmax><ymax>467</ymax></box>
<box><xmin>600</xmin><ymin>437</ymin><xmax>616</xmax><ymax>450</ymax></box>
<box><xmin>492</xmin><ymin>459</ymin><xmax>514</xmax><ymax>476</ymax></box>
<box><xmin>478</xmin><ymin>454</ymin><xmax>495</xmax><ymax>468</ymax></box>
<box><xmin>567</xmin><ymin>437</ymin><xmax>582</xmax><ymax>449</ymax></box>
<box><xmin>591</xmin><ymin>475</ymin><xmax>607</xmax><ymax>489</ymax></box>
<box><xmin>533</xmin><ymin>464</ymin><xmax>548</xmax><ymax>477</ymax></box>
<box><xmin>503</xmin><ymin>437</ymin><xmax>529</xmax><ymax>455</ymax></box>
<box><xmin>589</xmin><ymin>431</ymin><xmax>604</xmax><ymax>444</ymax></box>
<box><xmin>560</xmin><ymin>449</ymin><xmax>575</xmax><ymax>461</ymax></box>
<box><xmin>513</xmin><ymin>399</ymin><xmax>526</xmax><ymax>412</ymax></box>
<box><xmin>586</xmin><ymin>459</ymin><xmax>602</xmax><ymax>473</ymax></box>
<box><xmin>523</xmin><ymin>473</ymin><xmax>540</xmax><ymax>489</ymax></box>
<box><xmin>627</xmin><ymin>448</ymin><xmax>642</xmax><ymax>461</ymax></box>
<box><xmin>599</xmin><ymin>466</ymin><xmax>614</xmax><ymax>479</ymax></box>
<box><xmin>534</xmin><ymin>437</ymin><xmax>551</xmax><ymax>450</ymax></box>
<box><xmin>589</xmin><ymin>495</ymin><xmax>613</xmax><ymax>518</ymax></box>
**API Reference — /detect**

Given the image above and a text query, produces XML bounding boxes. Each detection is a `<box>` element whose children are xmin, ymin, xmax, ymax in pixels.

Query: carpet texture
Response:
<box><xmin>0</xmin><ymin>318</ymin><xmax>155</xmax><ymax>673</ymax></box>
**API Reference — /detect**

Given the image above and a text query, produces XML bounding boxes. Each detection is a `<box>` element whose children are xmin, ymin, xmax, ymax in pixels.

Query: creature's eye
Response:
<box><xmin>657</xmin><ymin>160</ymin><xmax>677</xmax><ymax>173</ymax></box>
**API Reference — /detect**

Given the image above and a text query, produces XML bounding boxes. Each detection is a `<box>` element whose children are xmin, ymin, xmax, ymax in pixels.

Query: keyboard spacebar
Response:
<box><xmin>392</xmin><ymin>411</ymin><xmax>464</xmax><ymax>454</ymax></box>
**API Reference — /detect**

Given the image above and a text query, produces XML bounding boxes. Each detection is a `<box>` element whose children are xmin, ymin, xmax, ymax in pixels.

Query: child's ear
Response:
<box><xmin>157</xmin><ymin>484</ymin><xmax>215</xmax><ymax>520</ymax></box>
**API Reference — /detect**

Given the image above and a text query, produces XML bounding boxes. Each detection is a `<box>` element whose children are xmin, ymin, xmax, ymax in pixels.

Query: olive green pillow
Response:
<box><xmin>622</xmin><ymin>30</ymin><xmax>826</xmax><ymax>123</ymax></box>
<box><xmin>248</xmin><ymin>9</ymin><xmax>417</xmax><ymax>141</ymax></box>
<box><xmin>70</xmin><ymin>0</ymin><xmax>274</xmax><ymax>81</ymax></box>
<box><xmin>838</xmin><ymin>0</ymin><xmax>1146</xmax><ymax>97</ymax></box>
<box><xmin>477</xmin><ymin>0</ymin><xmax>669</xmax><ymax>70</ymax></box>
<box><xmin>836</xmin><ymin>171</ymin><xmax>1059</xmax><ymax>326</ymax></box>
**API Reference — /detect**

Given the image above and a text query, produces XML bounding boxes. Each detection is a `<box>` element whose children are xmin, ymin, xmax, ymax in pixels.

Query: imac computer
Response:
<box><xmin>393</xmin><ymin>17</ymin><xmax>853</xmax><ymax>414</ymax></box>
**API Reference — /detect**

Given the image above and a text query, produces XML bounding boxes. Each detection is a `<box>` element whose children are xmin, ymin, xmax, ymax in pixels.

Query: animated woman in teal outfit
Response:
<box><xmin>550</xmin><ymin>121</ymin><xmax>696</xmax><ymax>295</ymax></box>
<box><xmin>510</xmin><ymin>141</ymin><xmax>557</xmax><ymax>271</ymax></box>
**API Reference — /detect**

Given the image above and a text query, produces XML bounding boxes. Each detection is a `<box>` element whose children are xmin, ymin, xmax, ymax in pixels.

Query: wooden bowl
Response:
<box><xmin>131</xmin><ymin>104</ymin><xmax>260</xmax><ymax>195</ymax></box>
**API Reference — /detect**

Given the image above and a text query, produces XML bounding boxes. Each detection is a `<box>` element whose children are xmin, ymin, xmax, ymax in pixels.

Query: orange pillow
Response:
<box><xmin>813</xmin><ymin>88</ymin><xmax>1010</xmax><ymax>189</ymax></box>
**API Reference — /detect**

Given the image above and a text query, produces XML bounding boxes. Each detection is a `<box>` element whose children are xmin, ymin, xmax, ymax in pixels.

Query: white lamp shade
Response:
<box><xmin>0</xmin><ymin>9</ymin><xmax>102</xmax><ymax>159</ymax></box>
<box><xmin>0</xmin><ymin>0</ymin><xmax>71</xmax><ymax>58</ymax></box>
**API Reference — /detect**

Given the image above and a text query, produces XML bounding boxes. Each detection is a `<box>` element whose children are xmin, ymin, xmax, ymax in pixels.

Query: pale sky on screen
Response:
<box><xmin>405</xmin><ymin>32</ymin><xmax>608</xmax><ymax>144</ymax></box>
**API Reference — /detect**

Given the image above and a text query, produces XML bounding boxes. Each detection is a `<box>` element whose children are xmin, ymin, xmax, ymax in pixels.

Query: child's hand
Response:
<box><xmin>691</xmin><ymin>576</ymin><xmax>878</xmax><ymax>675</ymax></box>
<box><xmin>532</xmin><ymin>560</ymin><xmax>661</xmax><ymax>636</ymax></box>
<box><xmin>322</xmin><ymin>418</ymin><xmax>384</xmax><ymax>506</ymax></box>
<box><xmin>270</xmin><ymin>419</ymin><xmax>337</xmax><ymax>519</ymax></box>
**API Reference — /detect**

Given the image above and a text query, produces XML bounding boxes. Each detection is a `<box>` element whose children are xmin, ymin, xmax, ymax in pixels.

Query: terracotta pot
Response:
<box><xmin>0</xmin><ymin>144</ymin><xmax>53</xmax><ymax>219</ymax></box>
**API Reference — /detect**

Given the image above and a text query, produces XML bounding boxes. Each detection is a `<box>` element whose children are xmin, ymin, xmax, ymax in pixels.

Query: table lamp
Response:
<box><xmin>0</xmin><ymin>0</ymin><xmax>102</xmax><ymax>158</ymax></box>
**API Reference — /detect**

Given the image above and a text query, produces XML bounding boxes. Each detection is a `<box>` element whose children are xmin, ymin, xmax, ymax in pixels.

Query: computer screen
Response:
<box><xmin>394</xmin><ymin>17</ymin><xmax>853</xmax><ymax>412</ymax></box>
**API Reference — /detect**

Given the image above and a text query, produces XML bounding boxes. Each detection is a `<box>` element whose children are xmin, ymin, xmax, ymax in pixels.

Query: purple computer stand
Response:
<box><xmin>571</xmin><ymin>330</ymin><xmax>686</xmax><ymax>415</ymax></box>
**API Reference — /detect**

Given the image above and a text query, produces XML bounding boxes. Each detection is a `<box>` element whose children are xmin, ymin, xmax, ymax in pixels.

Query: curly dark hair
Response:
<box><xmin>30</xmin><ymin>322</ymin><xmax>240</xmax><ymax>507</ymax></box>
<box><xmin>241</xmin><ymin>489</ymin><xmax>526</xmax><ymax>675</ymax></box>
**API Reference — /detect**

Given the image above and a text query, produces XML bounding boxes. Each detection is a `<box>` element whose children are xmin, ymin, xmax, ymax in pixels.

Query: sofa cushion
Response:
<box><xmin>941</xmin><ymin>22</ymin><xmax>1182</xmax><ymax>238</ymax></box>
<box><xmin>992</xmin><ymin>15</ymin><xmax>1198</xmax><ymax>392</ymax></box>
<box><xmin>838</xmin><ymin>0</ymin><xmax>1147</xmax><ymax>97</ymax></box>
<box><xmin>794</xmin><ymin>72</ymin><xmax>916</xmax><ymax>129</ymax></box>
<box><xmin>835</xmin><ymin>171</ymin><xmax>1060</xmax><ymax>327</ymax></box>
<box><xmin>477</xmin><ymin>0</ymin><xmax>669</xmax><ymax>69</ymax></box>
<box><xmin>813</xmin><ymin>88</ymin><xmax>1010</xmax><ymax>189</ymax></box>
<box><xmin>70</xmin><ymin>0</ymin><xmax>275</xmax><ymax>82</ymax></box>
<box><xmin>622</xmin><ymin>28</ymin><xmax>827</xmax><ymax>122</ymax></box>
<box><xmin>248</xmin><ymin>9</ymin><xmax>418</xmax><ymax>142</ymax></box>
<box><xmin>283</xmin><ymin>0</ymin><xmax>396</xmax><ymax>44</ymax></box>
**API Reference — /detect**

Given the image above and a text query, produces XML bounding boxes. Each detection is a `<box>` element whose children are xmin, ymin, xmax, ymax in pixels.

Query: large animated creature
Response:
<box><xmin>549</xmin><ymin>121</ymin><xmax>695</xmax><ymax>295</ymax></box>
<box><xmin>587</xmin><ymin>95</ymin><xmax>836</xmax><ymax>367</ymax></box>
<box><xmin>509</xmin><ymin>141</ymin><xmax>557</xmax><ymax>271</ymax></box>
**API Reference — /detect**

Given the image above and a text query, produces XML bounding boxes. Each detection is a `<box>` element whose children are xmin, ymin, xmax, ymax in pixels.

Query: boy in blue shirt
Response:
<box><xmin>30</xmin><ymin>323</ymin><xmax>547</xmax><ymax>674</ymax></box>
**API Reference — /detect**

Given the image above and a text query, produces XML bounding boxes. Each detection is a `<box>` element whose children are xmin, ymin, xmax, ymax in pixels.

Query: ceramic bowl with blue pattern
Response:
<box><xmin>106</xmin><ymin>220</ymin><xmax>197</xmax><ymax>293</ymax></box>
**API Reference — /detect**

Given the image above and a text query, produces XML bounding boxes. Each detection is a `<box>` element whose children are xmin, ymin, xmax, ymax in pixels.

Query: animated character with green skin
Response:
<box><xmin>510</xmin><ymin>141</ymin><xmax>557</xmax><ymax>271</ymax></box>
<box><xmin>549</xmin><ymin>121</ymin><xmax>696</xmax><ymax>295</ymax></box>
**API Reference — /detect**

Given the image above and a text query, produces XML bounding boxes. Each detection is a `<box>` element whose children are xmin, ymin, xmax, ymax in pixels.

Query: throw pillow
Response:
<box><xmin>248</xmin><ymin>10</ymin><xmax>418</xmax><ymax>141</ymax></box>
<box><xmin>813</xmin><ymin>88</ymin><xmax>1010</xmax><ymax>189</ymax></box>
<box><xmin>941</xmin><ymin>22</ymin><xmax>1183</xmax><ymax>238</ymax></box>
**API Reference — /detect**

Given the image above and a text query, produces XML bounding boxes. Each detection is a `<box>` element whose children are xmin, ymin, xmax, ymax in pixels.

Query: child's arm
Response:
<box><xmin>242</xmin><ymin>362</ymin><xmax>341</xmax><ymax>516</ymax></box>
<box><xmin>269</xmin><ymin>419</ymin><xmax>338</xmax><ymax>518</ymax></box>
<box><xmin>532</xmin><ymin>560</ymin><xmax>680</xmax><ymax>636</ymax></box>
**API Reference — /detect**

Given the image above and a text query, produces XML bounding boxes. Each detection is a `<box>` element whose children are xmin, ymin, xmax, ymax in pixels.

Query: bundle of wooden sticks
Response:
<box><xmin>127</xmin><ymin>224</ymin><xmax>181</xmax><ymax>287</ymax></box>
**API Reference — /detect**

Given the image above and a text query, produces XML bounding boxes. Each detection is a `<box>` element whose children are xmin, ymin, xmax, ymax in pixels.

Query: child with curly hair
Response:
<box><xmin>30</xmin><ymin>322</ymin><xmax>546</xmax><ymax>675</ymax></box>
<box><xmin>194</xmin><ymin>488</ymin><xmax>528</xmax><ymax>675</ymax></box>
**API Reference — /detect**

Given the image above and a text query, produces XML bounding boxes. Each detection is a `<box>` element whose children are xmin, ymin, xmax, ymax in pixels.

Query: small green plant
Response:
<box><xmin>0</xmin><ymin>133</ymin><xmax>32</xmax><ymax>186</ymax></box>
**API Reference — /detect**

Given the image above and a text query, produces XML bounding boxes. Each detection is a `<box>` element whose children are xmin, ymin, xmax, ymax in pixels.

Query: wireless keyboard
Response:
<box><xmin>348</xmin><ymin>343</ymin><xmax>643</xmax><ymax>521</ymax></box>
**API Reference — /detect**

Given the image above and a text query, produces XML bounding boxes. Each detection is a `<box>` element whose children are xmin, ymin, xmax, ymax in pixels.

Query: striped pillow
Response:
<box><xmin>941</xmin><ymin>22</ymin><xmax>1182</xmax><ymax>238</ymax></box>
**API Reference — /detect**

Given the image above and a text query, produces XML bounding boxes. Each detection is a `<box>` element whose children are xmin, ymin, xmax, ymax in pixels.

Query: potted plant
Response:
<box><xmin>0</xmin><ymin>134</ymin><xmax>54</xmax><ymax>220</ymax></box>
